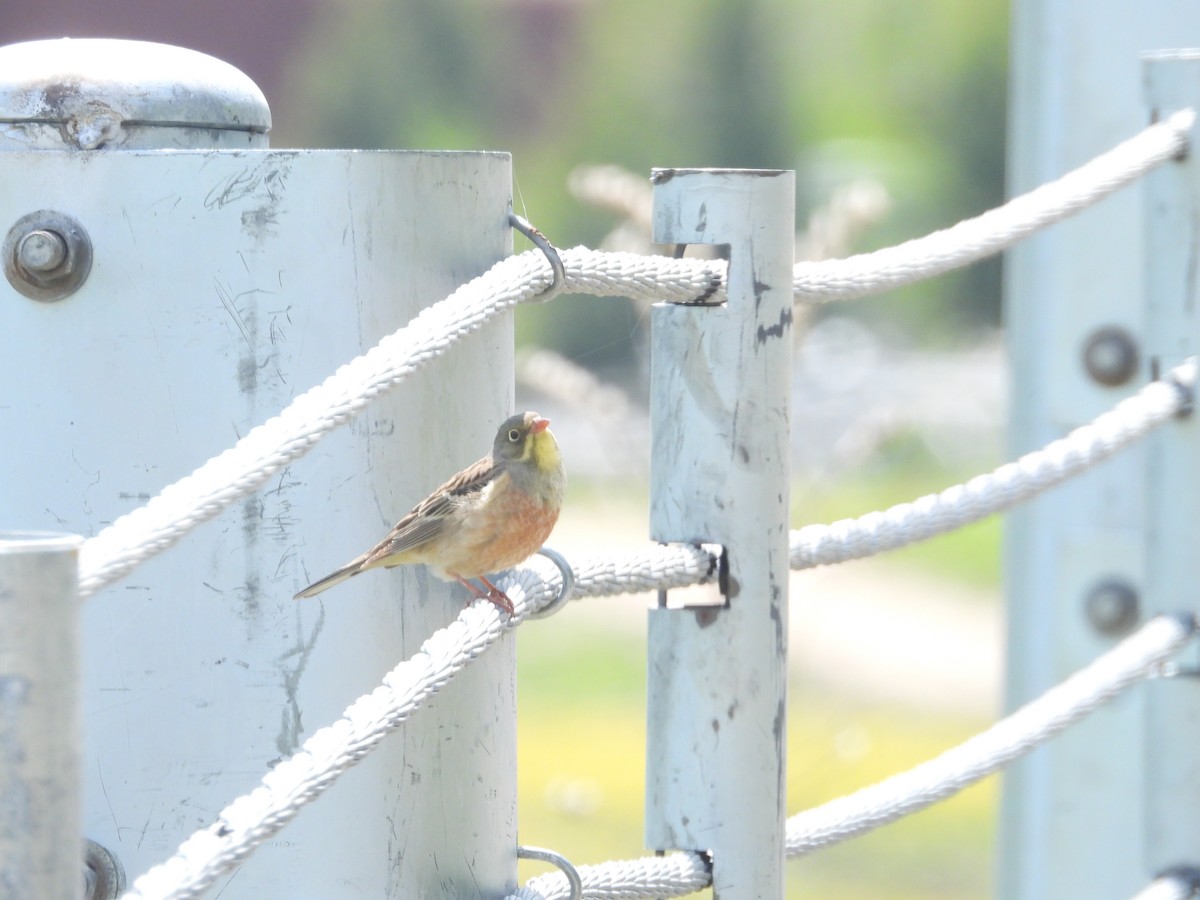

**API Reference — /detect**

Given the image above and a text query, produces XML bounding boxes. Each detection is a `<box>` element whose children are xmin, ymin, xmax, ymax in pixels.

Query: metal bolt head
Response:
<box><xmin>1084</xmin><ymin>578</ymin><xmax>1140</xmax><ymax>636</ymax></box>
<box><xmin>3</xmin><ymin>210</ymin><xmax>92</xmax><ymax>302</ymax></box>
<box><xmin>16</xmin><ymin>229</ymin><xmax>68</xmax><ymax>273</ymax></box>
<box><xmin>1082</xmin><ymin>326</ymin><xmax>1140</xmax><ymax>387</ymax></box>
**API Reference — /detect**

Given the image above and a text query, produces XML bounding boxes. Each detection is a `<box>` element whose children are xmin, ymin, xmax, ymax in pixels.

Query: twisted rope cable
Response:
<box><xmin>513</xmin><ymin>851</ymin><xmax>712</xmax><ymax>900</ymax></box>
<box><xmin>1132</xmin><ymin>873</ymin><xmax>1200</xmax><ymax>900</ymax></box>
<box><xmin>792</xmin><ymin>108</ymin><xmax>1194</xmax><ymax>301</ymax></box>
<box><xmin>791</xmin><ymin>359</ymin><xmax>1198</xmax><ymax>570</ymax></box>
<box><xmin>512</xmin><ymin>614</ymin><xmax>1197</xmax><ymax>900</ymax></box>
<box><xmin>785</xmin><ymin>613</ymin><xmax>1195</xmax><ymax>855</ymax></box>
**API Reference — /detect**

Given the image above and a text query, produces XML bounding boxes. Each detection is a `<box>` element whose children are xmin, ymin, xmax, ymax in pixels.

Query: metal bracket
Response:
<box><xmin>526</xmin><ymin>546</ymin><xmax>576</xmax><ymax>619</ymax></box>
<box><xmin>509</xmin><ymin>212</ymin><xmax>565</xmax><ymax>301</ymax></box>
<box><xmin>517</xmin><ymin>845</ymin><xmax>582</xmax><ymax>900</ymax></box>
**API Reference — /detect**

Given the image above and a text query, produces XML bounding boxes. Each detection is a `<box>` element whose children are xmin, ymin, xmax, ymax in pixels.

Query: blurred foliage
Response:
<box><xmin>275</xmin><ymin>0</ymin><xmax>1009</xmax><ymax>363</ymax></box>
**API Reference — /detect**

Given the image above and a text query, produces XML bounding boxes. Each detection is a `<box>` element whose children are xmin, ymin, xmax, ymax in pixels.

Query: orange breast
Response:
<box><xmin>432</xmin><ymin>472</ymin><xmax>561</xmax><ymax>578</ymax></box>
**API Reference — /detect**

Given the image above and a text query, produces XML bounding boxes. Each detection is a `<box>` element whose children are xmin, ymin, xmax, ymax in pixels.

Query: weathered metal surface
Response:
<box><xmin>646</xmin><ymin>168</ymin><xmax>794</xmax><ymax>899</ymax></box>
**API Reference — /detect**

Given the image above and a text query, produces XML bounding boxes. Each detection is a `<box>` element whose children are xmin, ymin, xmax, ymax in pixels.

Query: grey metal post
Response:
<box><xmin>646</xmin><ymin>169</ymin><xmax>794</xmax><ymax>898</ymax></box>
<box><xmin>0</xmin><ymin>533</ymin><xmax>83</xmax><ymax>899</ymax></box>
<box><xmin>1142</xmin><ymin>51</ymin><xmax>1200</xmax><ymax>879</ymax></box>
<box><xmin>0</xmin><ymin>39</ymin><xmax>515</xmax><ymax>896</ymax></box>
<box><xmin>1002</xmin><ymin>6</ymin><xmax>1200</xmax><ymax>897</ymax></box>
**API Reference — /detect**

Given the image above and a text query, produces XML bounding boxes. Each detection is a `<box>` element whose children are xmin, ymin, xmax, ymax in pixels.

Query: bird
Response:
<box><xmin>293</xmin><ymin>411</ymin><xmax>565</xmax><ymax>615</ymax></box>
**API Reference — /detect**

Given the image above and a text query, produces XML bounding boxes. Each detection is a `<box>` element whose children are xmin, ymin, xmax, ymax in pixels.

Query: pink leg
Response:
<box><xmin>455</xmin><ymin>575</ymin><xmax>514</xmax><ymax>615</ymax></box>
<box><xmin>478</xmin><ymin>575</ymin><xmax>515</xmax><ymax>615</ymax></box>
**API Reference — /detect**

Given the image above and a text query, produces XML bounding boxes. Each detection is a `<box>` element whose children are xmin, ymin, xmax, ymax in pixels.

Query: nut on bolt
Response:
<box><xmin>4</xmin><ymin>210</ymin><xmax>92</xmax><ymax>302</ymax></box>
<box><xmin>1084</xmin><ymin>577</ymin><xmax>1140</xmax><ymax>636</ymax></box>
<box><xmin>1082</xmin><ymin>326</ymin><xmax>1139</xmax><ymax>387</ymax></box>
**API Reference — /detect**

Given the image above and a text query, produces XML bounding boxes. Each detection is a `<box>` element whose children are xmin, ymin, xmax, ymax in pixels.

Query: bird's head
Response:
<box><xmin>494</xmin><ymin>411</ymin><xmax>560</xmax><ymax>472</ymax></box>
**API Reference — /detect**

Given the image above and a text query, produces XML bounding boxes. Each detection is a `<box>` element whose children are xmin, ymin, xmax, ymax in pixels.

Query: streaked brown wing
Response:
<box><xmin>366</xmin><ymin>454</ymin><xmax>499</xmax><ymax>562</ymax></box>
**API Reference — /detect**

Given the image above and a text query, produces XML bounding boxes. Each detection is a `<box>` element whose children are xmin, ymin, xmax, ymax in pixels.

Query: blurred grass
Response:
<box><xmin>516</xmin><ymin>463</ymin><xmax>1001</xmax><ymax>897</ymax></box>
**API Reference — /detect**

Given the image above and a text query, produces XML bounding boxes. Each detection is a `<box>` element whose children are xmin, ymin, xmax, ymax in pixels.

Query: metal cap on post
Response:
<box><xmin>0</xmin><ymin>532</ymin><xmax>82</xmax><ymax>900</ymax></box>
<box><xmin>0</xmin><ymin>39</ymin><xmax>270</xmax><ymax>151</ymax></box>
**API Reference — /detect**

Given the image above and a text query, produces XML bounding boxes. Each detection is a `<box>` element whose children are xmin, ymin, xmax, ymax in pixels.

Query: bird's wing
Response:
<box><xmin>367</xmin><ymin>454</ymin><xmax>500</xmax><ymax>562</ymax></box>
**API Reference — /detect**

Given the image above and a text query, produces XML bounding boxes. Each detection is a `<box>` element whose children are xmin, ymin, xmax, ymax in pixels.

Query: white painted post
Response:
<box><xmin>1002</xmin><ymin>6</ymin><xmax>1200</xmax><ymax>897</ymax></box>
<box><xmin>0</xmin><ymin>533</ymin><xmax>83</xmax><ymax>899</ymax></box>
<box><xmin>0</xmin><ymin>39</ymin><xmax>515</xmax><ymax>896</ymax></box>
<box><xmin>1142</xmin><ymin>51</ymin><xmax>1200</xmax><ymax>879</ymax></box>
<box><xmin>646</xmin><ymin>168</ymin><xmax>794</xmax><ymax>898</ymax></box>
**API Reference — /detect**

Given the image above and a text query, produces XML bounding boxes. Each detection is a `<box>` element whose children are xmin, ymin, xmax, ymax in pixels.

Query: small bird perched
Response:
<box><xmin>294</xmin><ymin>411</ymin><xmax>565</xmax><ymax>614</ymax></box>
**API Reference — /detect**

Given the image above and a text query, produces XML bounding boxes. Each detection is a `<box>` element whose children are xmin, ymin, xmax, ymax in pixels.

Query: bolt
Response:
<box><xmin>1082</xmin><ymin>326</ymin><xmax>1140</xmax><ymax>387</ymax></box>
<box><xmin>1084</xmin><ymin>578</ymin><xmax>1139</xmax><ymax>636</ymax></box>
<box><xmin>4</xmin><ymin>211</ymin><xmax>92</xmax><ymax>301</ymax></box>
<box><xmin>16</xmin><ymin>229</ymin><xmax>68</xmax><ymax>273</ymax></box>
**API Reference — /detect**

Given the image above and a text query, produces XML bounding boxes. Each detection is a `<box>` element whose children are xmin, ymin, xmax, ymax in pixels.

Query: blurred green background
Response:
<box><xmin>272</xmin><ymin>2</ymin><xmax>1011</xmax><ymax>897</ymax></box>
<box><xmin>278</xmin><ymin>0</ymin><xmax>1010</xmax><ymax>361</ymax></box>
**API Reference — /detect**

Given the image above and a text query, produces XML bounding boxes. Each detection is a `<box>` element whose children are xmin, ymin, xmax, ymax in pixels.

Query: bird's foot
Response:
<box><xmin>456</xmin><ymin>575</ymin><xmax>514</xmax><ymax>616</ymax></box>
<box><xmin>484</xmin><ymin>587</ymin><xmax>515</xmax><ymax>615</ymax></box>
<box><xmin>479</xmin><ymin>575</ymin><xmax>514</xmax><ymax>615</ymax></box>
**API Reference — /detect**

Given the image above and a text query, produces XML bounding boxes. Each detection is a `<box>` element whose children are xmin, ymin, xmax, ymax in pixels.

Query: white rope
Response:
<box><xmin>513</xmin><ymin>851</ymin><xmax>712</xmax><ymax>900</ymax></box>
<box><xmin>511</xmin><ymin>614</ymin><xmax>1197</xmax><ymax>900</ymax></box>
<box><xmin>119</xmin><ymin>545</ymin><xmax>718</xmax><ymax>900</ymax></box>
<box><xmin>792</xmin><ymin>108</ymin><xmax>1194</xmax><ymax>301</ymax></box>
<box><xmin>786</xmin><ymin>613</ymin><xmax>1195</xmax><ymax>855</ymax></box>
<box><xmin>791</xmin><ymin>359</ymin><xmax>1197</xmax><ymax>570</ymax></box>
<box><xmin>1132</xmin><ymin>873</ymin><xmax>1200</xmax><ymax>900</ymax></box>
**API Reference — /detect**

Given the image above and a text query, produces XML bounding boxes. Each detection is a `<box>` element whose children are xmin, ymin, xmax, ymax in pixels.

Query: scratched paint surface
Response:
<box><xmin>0</xmin><ymin>149</ymin><xmax>514</xmax><ymax>896</ymax></box>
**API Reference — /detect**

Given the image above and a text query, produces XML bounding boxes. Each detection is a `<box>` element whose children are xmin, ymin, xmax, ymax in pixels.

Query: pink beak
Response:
<box><xmin>529</xmin><ymin>416</ymin><xmax>550</xmax><ymax>434</ymax></box>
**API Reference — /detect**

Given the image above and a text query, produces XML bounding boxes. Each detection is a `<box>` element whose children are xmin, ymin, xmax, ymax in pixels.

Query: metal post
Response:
<box><xmin>0</xmin><ymin>39</ymin><xmax>515</xmax><ymax>896</ymax></box>
<box><xmin>646</xmin><ymin>168</ymin><xmax>794</xmax><ymax>898</ymax></box>
<box><xmin>1002</xmin><ymin>6</ymin><xmax>1200</xmax><ymax>897</ymax></box>
<box><xmin>0</xmin><ymin>533</ymin><xmax>82</xmax><ymax>899</ymax></box>
<box><xmin>1142</xmin><ymin>51</ymin><xmax>1200</xmax><ymax>879</ymax></box>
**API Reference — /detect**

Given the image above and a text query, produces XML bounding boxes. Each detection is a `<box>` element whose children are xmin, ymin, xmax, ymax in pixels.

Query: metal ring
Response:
<box><xmin>528</xmin><ymin>546</ymin><xmax>575</xmax><ymax>619</ymax></box>
<box><xmin>517</xmin><ymin>845</ymin><xmax>582</xmax><ymax>900</ymax></box>
<box><xmin>509</xmin><ymin>212</ymin><xmax>565</xmax><ymax>301</ymax></box>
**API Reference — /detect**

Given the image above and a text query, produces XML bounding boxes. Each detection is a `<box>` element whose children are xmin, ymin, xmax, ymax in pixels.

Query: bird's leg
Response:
<box><xmin>455</xmin><ymin>575</ymin><xmax>514</xmax><ymax>615</ymax></box>
<box><xmin>478</xmin><ymin>575</ymin><xmax>515</xmax><ymax>615</ymax></box>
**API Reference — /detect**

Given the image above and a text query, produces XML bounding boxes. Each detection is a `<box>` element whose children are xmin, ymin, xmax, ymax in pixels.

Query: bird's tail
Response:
<box><xmin>293</xmin><ymin>553</ymin><xmax>368</xmax><ymax>599</ymax></box>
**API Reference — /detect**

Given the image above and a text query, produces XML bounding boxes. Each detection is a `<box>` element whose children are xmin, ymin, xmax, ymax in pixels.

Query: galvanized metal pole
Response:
<box><xmin>1142</xmin><ymin>51</ymin><xmax>1200</xmax><ymax>879</ymax></box>
<box><xmin>646</xmin><ymin>168</ymin><xmax>794</xmax><ymax>898</ymax></box>
<box><xmin>0</xmin><ymin>532</ymin><xmax>83</xmax><ymax>899</ymax></box>
<box><xmin>0</xmin><ymin>39</ymin><xmax>515</xmax><ymax>897</ymax></box>
<box><xmin>1003</xmin><ymin>6</ymin><xmax>1200</xmax><ymax>897</ymax></box>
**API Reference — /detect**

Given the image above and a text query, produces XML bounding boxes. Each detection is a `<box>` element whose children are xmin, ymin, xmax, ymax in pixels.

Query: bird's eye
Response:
<box><xmin>507</xmin><ymin>428</ymin><xmax>521</xmax><ymax>442</ymax></box>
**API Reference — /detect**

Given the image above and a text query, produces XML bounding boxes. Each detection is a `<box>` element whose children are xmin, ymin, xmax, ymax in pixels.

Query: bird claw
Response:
<box><xmin>485</xmin><ymin>587</ymin><xmax>515</xmax><ymax>616</ymax></box>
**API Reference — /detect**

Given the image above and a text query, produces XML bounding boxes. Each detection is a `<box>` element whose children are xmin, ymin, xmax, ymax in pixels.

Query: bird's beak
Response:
<box><xmin>530</xmin><ymin>416</ymin><xmax>550</xmax><ymax>434</ymax></box>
